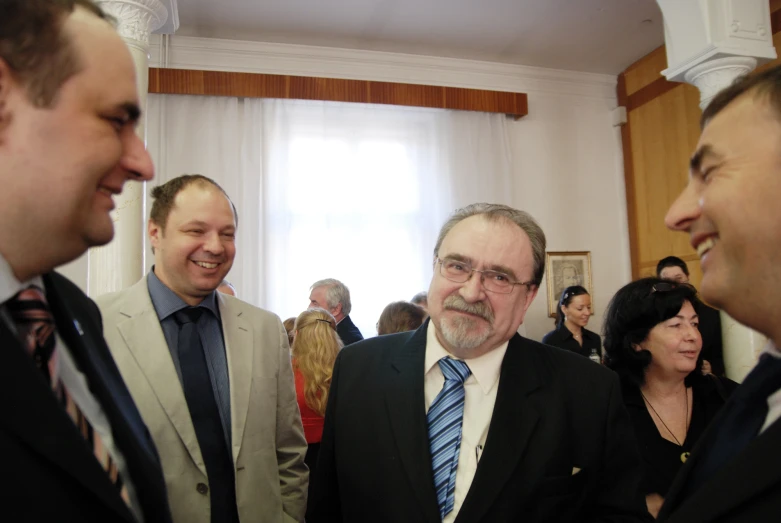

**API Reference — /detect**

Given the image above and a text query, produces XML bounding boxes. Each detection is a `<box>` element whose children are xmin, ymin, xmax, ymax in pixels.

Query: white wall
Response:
<box><xmin>137</xmin><ymin>35</ymin><xmax>632</xmax><ymax>341</ymax></box>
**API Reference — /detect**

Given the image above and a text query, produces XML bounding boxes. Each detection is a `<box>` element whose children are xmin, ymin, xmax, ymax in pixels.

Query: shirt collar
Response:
<box><xmin>0</xmin><ymin>253</ymin><xmax>44</xmax><ymax>304</ymax></box>
<box><xmin>424</xmin><ymin>320</ymin><xmax>507</xmax><ymax>396</ymax></box>
<box><xmin>147</xmin><ymin>267</ymin><xmax>220</xmax><ymax>321</ymax></box>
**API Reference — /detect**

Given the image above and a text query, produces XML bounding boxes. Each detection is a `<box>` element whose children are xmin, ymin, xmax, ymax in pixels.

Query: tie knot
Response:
<box><xmin>174</xmin><ymin>307</ymin><xmax>203</xmax><ymax>326</ymax></box>
<box><xmin>438</xmin><ymin>357</ymin><xmax>471</xmax><ymax>383</ymax></box>
<box><xmin>6</xmin><ymin>285</ymin><xmax>53</xmax><ymax>321</ymax></box>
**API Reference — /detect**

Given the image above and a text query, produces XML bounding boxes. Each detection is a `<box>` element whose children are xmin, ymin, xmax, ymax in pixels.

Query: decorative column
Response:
<box><xmin>89</xmin><ymin>0</ymin><xmax>169</xmax><ymax>296</ymax></box>
<box><xmin>656</xmin><ymin>0</ymin><xmax>776</xmax><ymax>381</ymax></box>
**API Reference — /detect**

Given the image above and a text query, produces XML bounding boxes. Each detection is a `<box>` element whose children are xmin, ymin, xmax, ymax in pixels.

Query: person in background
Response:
<box><xmin>0</xmin><ymin>1</ymin><xmax>172</xmax><ymax>520</ymax></box>
<box><xmin>377</xmin><ymin>301</ymin><xmax>427</xmax><ymax>335</ymax></box>
<box><xmin>283</xmin><ymin>316</ymin><xmax>296</xmax><ymax>347</ymax></box>
<box><xmin>410</xmin><ymin>291</ymin><xmax>428</xmax><ymax>312</ymax></box>
<box><xmin>656</xmin><ymin>256</ymin><xmax>723</xmax><ymax>376</ymax></box>
<box><xmin>542</xmin><ymin>286</ymin><xmax>601</xmax><ymax>360</ymax></box>
<box><xmin>309</xmin><ymin>278</ymin><xmax>363</xmax><ymax>346</ymax></box>
<box><xmin>291</xmin><ymin>308</ymin><xmax>342</xmax><ymax>493</ymax></box>
<box><xmin>217</xmin><ymin>279</ymin><xmax>237</xmax><ymax>297</ymax></box>
<box><xmin>603</xmin><ymin>278</ymin><xmax>736</xmax><ymax>519</ymax></box>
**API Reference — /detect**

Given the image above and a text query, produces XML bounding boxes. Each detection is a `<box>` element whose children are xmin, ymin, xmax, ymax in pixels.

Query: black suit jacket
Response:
<box><xmin>696</xmin><ymin>303</ymin><xmax>724</xmax><ymax>376</ymax></box>
<box><xmin>336</xmin><ymin>315</ymin><xmax>363</xmax><ymax>346</ymax></box>
<box><xmin>308</xmin><ymin>322</ymin><xmax>651</xmax><ymax>522</ymax></box>
<box><xmin>0</xmin><ymin>272</ymin><xmax>173</xmax><ymax>522</ymax></box>
<box><xmin>658</xmin><ymin>392</ymin><xmax>781</xmax><ymax>522</ymax></box>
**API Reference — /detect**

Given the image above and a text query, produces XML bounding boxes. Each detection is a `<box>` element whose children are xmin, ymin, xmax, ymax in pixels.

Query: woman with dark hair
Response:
<box><xmin>542</xmin><ymin>285</ymin><xmax>601</xmax><ymax>359</ymax></box>
<box><xmin>603</xmin><ymin>277</ymin><xmax>736</xmax><ymax>518</ymax></box>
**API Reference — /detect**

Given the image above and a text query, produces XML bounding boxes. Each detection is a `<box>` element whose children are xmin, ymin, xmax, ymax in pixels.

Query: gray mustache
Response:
<box><xmin>443</xmin><ymin>296</ymin><xmax>494</xmax><ymax>323</ymax></box>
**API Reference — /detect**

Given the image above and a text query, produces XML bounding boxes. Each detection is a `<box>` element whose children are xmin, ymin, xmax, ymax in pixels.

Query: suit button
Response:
<box><xmin>196</xmin><ymin>483</ymin><xmax>209</xmax><ymax>495</ymax></box>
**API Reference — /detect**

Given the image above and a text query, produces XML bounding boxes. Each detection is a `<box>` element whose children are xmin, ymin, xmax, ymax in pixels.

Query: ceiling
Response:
<box><xmin>175</xmin><ymin>0</ymin><xmax>664</xmax><ymax>75</ymax></box>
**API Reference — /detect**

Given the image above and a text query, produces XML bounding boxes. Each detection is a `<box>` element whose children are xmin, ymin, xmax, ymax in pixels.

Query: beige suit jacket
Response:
<box><xmin>96</xmin><ymin>277</ymin><xmax>308</xmax><ymax>523</ymax></box>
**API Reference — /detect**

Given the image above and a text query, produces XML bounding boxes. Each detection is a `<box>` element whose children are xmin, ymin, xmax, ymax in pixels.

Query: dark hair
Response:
<box><xmin>150</xmin><ymin>174</ymin><xmax>238</xmax><ymax>232</ymax></box>
<box><xmin>555</xmin><ymin>285</ymin><xmax>589</xmax><ymax>328</ymax></box>
<box><xmin>603</xmin><ymin>277</ymin><xmax>701</xmax><ymax>386</ymax></box>
<box><xmin>656</xmin><ymin>256</ymin><xmax>689</xmax><ymax>278</ymax></box>
<box><xmin>377</xmin><ymin>301</ymin><xmax>427</xmax><ymax>335</ymax></box>
<box><xmin>701</xmin><ymin>63</ymin><xmax>781</xmax><ymax>128</ymax></box>
<box><xmin>0</xmin><ymin>0</ymin><xmax>109</xmax><ymax>107</ymax></box>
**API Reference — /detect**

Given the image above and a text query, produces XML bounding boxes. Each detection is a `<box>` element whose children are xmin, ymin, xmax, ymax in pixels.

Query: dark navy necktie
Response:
<box><xmin>175</xmin><ymin>307</ymin><xmax>239</xmax><ymax>523</ymax></box>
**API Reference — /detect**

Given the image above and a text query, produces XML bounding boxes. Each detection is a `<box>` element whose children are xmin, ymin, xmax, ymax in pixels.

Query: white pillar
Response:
<box><xmin>89</xmin><ymin>0</ymin><xmax>169</xmax><ymax>296</ymax></box>
<box><xmin>656</xmin><ymin>0</ymin><xmax>776</xmax><ymax>381</ymax></box>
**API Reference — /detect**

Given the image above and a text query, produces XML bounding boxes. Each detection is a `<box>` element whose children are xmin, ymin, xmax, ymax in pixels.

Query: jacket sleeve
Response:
<box><xmin>274</xmin><ymin>319</ymin><xmax>309</xmax><ymax>522</ymax></box>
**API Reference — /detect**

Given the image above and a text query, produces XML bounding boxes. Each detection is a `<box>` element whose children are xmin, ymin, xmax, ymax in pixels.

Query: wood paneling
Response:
<box><xmin>148</xmin><ymin>68</ymin><xmax>529</xmax><ymax>118</ymax></box>
<box><xmin>623</xmin><ymin>46</ymin><xmax>668</xmax><ymax>96</ymax></box>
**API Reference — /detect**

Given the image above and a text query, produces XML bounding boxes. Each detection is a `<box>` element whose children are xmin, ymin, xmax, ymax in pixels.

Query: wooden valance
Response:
<box><xmin>148</xmin><ymin>68</ymin><xmax>528</xmax><ymax>119</ymax></box>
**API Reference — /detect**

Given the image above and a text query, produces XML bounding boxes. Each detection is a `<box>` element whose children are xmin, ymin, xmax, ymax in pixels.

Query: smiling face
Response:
<box><xmin>0</xmin><ymin>8</ymin><xmax>153</xmax><ymax>279</ymax></box>
<box><xmin>428</xmin><ymin>215</ymin><xmax>538</xmax><ymax>359</ymax></box>
<box><xmin>665</xmin><ymin>93</ymin><xmax>781</xmax><ymax>335</ymax></box>
<box><xmin>639</xmin><ymin>301</ymin><xmax>701</xmax><ymax>379</ymax></box>
<box><xmin>562</xmin><ymin>293</ymin><xmax>592</xmax><ymax>328</ymax></box>
<box><xmin>149</xmin><ymin>183</ymin><xmax>237</xmax><ymax>306</ymax></box>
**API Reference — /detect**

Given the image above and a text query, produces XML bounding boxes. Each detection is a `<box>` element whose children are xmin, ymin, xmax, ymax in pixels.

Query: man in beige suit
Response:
<box><xmin>97</xmin><ymin>174</ymin><xmax>308</xmax><ymax>523</ymax></box>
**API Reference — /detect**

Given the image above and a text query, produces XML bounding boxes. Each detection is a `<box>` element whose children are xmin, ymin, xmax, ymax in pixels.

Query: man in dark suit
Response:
<box><xmin>0</xmin><ymin>1</ymin><xmax>171</xmax><ymax>521</ymax></box>
<box><xmin>309</xmin><ymin>278</ymin><xmax>363</xmax><ymax>345</ymax></box>
<box><xmin>656</xmin><ymin>256</ymin><xmax>724</xmax><ymax>376</ymax></box>
<box><xmin>661</xmin><ymin>64</ymin><xmax>781</xmax><ymax>522</ymax></box>
<box><xmin>308</xmin><ymin>203</ymin><xmax>650</xmax><ymax>523</ymax></box>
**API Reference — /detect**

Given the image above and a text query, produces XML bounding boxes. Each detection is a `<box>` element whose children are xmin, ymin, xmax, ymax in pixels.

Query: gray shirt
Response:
<box><xmin>147</xmin><ymin>269</ymin><xmax>232</xmax><ymax>448</ymax></box>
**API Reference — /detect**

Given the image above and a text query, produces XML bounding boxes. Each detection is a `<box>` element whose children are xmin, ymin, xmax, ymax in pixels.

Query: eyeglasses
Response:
<box><xmin>436</xmin><ymin>257</ymin><xmax>532</xmax><ymax>294</ymax></box>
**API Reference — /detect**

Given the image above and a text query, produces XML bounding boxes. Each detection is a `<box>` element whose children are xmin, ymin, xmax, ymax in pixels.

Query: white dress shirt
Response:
<box><xmin>760</xmin><ymin>341</ymin><xmax>781</xmax><ymax>434</ymax></box>
<box><xmin>424</xmin><ymin>321</ymin><xmax>507</xmax><ymax>523</ymax></box>
<box><xmin>0</xmin><ymin>256</ymin><xmax>143</xmax><ymax>522</ymax></box>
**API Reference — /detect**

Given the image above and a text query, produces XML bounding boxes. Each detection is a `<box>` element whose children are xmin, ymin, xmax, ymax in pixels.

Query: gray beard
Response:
<box><xmin>438</xmin><ymin>315</ymin><xmax>492</xmax><ymax>352</ymax></box>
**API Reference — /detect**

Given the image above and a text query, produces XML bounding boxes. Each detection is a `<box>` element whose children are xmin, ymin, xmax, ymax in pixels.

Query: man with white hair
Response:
<box><xmin>309</xmin><ymin>278</ymin><xmax>363</xmax><ymax>346</ymax></box>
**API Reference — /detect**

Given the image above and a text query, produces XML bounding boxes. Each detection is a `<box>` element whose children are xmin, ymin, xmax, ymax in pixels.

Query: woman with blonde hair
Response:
<box><xmin>291</xmin><ymin>307</ymin><xmax>342</xmax><ymax>481</ymax></box>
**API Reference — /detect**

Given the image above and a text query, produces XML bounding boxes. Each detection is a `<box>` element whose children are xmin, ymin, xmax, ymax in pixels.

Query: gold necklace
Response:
<box><xmin>641</xmin><ymin>387</ymin><xmax>690</xmax><ymax>463</ymax></box>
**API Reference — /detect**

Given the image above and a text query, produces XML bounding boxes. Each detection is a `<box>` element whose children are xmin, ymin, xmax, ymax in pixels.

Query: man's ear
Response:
<box><xmin>332</xmin><ymin>303</ymin><xmax>343</xmax><ymax>318</ymax></box>
<box><xmin>148</xmin><ymin>219</ymin><xmax>162</xmax><ymax>252</ymax></box>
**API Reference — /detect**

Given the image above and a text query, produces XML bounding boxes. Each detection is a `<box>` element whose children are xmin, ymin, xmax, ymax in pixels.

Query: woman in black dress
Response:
<box><xmin>542</xmin><ymin>285</ymin><xmax>601</xmax><ymax>360</ymax></box>
<box><xmin>603</xmin><ymin>277</ymin><xmax>736</xmax><ymax>518</ymax></box>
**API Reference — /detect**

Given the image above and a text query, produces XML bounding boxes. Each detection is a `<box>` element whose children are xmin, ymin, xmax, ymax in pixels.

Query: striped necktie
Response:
<box><xmin>427</xmin><ymin>357</ymin><xmax>471</xmax><ymax>519</ymax></box>
<box><xmin>7</xmin><ymin>286</ymin><xmax>129</xmax><ymax>503</ymax></box>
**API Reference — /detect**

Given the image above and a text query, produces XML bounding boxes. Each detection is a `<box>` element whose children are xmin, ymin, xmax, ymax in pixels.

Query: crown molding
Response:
<box><xmin>149</xmin><ymin>35</ymin><xmax>617</xmax><ymax>102</ymax></box>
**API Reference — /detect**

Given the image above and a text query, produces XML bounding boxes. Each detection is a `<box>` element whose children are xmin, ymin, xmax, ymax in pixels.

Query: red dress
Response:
<box><xmin>294</xmin><ymin>366</ymin><xmax>325</xmax><ymax>444</ymax></box>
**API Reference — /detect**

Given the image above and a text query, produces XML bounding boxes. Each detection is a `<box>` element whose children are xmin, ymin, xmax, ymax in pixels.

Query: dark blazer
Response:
<box><xmin>542</xmin><ymin>324</ymin><xmax>602</xmax><ymax>359</ymax></box>
<box><xmin>0</xmin><ymin>272</ymin><xmax>173</xmax><ymax>523</ymax></box>
<box><xmin>308</xmin><ymin>322</ymin><xmax>652</xmax><ymax>523</ymax></box>
<box><xmin>658</xmin><ymin>383</ymin><xmax>781</xmax><ymax>522</ymax></box>
<box><xmin>336</xmin><ymin>314</ymin><xmax>363</xmax><ymax>346</ymax></box>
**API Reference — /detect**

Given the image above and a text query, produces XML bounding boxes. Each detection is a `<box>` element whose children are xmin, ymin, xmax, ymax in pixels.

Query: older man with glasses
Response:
<box><xmin>307</xmin><ymin>203</ymin><xmax>651</xmax><ymax>523</ymax></box>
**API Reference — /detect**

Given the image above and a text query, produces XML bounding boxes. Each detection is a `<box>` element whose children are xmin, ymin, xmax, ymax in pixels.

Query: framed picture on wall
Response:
<box><xmin>545</xmin><ymin>251</ymin><xmax>593</xmax><ymax>318</ymax></box>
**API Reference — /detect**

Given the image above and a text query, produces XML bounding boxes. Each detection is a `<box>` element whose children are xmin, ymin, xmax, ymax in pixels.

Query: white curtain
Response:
<box><xmin>147</xmin><ymin>95</ymin><xmax>514</xmax><ymax>337</ymax></box>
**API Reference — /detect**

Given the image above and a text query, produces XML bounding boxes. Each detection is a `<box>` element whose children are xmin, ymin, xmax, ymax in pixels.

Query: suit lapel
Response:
<box><xmin>385</xmin><ymin>324</ymin><xmax>441</xmax><ymax>522</ymax></box>
<box><xmin>663</xmin><ymin>416</ymin><xmax>781</xmax><ymax>522</ymax></box>
<box><xmin>220</xmin><ymin>295</ymin><xmax>253</xmax><ymax>461</ymax></box>
<box><xmin>455</xmin><ymin>335</ymin><xmax>544</xmax><ymax>523</ymax></box>
<box><xmin>115</xmin><ymin>279</ymin><xmax>207</xmax><ymax>477</ymax></box>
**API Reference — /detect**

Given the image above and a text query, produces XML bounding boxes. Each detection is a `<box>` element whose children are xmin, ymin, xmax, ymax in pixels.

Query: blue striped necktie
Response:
<box><xmin>427</xmin><ymin>357</ymin><xmax>472</xmax><ymax>519</ymax></box>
